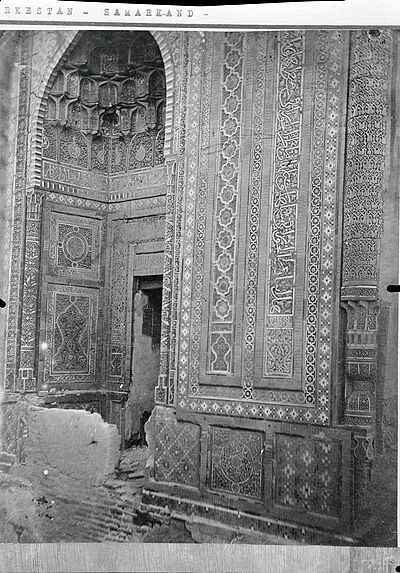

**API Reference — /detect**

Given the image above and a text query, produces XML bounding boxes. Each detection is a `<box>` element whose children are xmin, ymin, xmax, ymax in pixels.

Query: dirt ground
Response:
<box><xmin>113</xmin><ymin>445</ymin><xmax>195</xmax><ymax>543</ymax></box>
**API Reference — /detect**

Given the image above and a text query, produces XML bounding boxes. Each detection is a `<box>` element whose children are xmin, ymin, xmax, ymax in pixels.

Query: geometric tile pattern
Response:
<box><xmin>52</xmin><ymin>292</ymin><xmax>90</xmax><ymax>374</ymax></box>
<box><xmin>4</xmin><ymin>33</ymin><xmax>33</xmax><ymax>392</ymax></box>
<box><xmin>177</xmin><ymin>31</ymin><xmax>346</xmax><ymax>425</ymax></box>
<box><xmin>241</xmin><ymin>32</ymin><xmax>267</xmax><ymax>400</ymax></box>
<box><xmin>208</xmin><ymin>32</ymin><xmax>245</xmax><ymax>374</ymax></box>
<box><xmin>0</xmin><ymin>403</ymin><xmax>18</xmax><ymax>454</ymax></box>
<box><xmin>154</xmin><ymin>408</ymin><xmax>200</xmax><ymax>488</ymax></box>
<box><xmin>0</xmin><ymin>401</ymin><xmax>29</xmax><ymax>462</ymax></box>
<box><xmin>341</xmin><ymin>30</ymin><xmax>392</xmax><ymax>292</ymax></box>
<box><xmin>209</xmin><ymin>427</ymin><xmax>263</xmax><ymax>500</ymax></box>
<box><xmin>42</xmin><ymin>31</ymin><xmax>165</xmax><ymax>181</ymax></box>
<box><xmin>49</xmin><ymin>212</ymin><xmax>101</xmax><ymax>281</ymax></box>
<box><xmin>275</xmin><ymin>434</ymin><xmax>342</xmax><ymax>517</ymax></box>
<box><xmin>44</xmin><ymin>284</ymin><xmax>98</xmax><ymax>385</ymax></box>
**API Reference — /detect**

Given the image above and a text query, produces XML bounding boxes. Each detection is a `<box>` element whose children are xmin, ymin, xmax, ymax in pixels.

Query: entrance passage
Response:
<box><xmin>125</xmin><ymin>275</ymin><xmax>163</xmax><ymax>446</ymax></box>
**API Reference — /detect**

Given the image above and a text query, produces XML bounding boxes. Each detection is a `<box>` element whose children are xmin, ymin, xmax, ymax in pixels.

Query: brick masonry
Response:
<box><xmin>7</xmin><ymin>406</ymin><xmax>143</xmax><ymax>542</ymax></box>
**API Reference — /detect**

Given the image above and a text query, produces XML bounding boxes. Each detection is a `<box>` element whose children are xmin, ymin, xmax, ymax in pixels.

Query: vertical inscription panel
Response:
<box><xmin>49</xmin><ymin>212</ymin><xmax>102</xmax><ymax>281</ymax></box>
<box><xmin>342</xmin><ymin>30</ymin><xmax>392</xmax><ymax>295</ymax></box>
<box><xmin>176</xmin><ymin>31</ymin><xmax>347</xmax><ymax>425</ymax></box>
<box><xmin>209</xmin><ymin>426</ymin><xmax>263</xmax><ymax>500</ymax></box>
<box><xmin>43</xmin><ymin>285</ymin><xmax>98</xmax><ymax>387</ymax></box>
<box><xmin>264</xmin><ymin>31</ymin><xmax>305</xmax><ymax>380</ymax></box>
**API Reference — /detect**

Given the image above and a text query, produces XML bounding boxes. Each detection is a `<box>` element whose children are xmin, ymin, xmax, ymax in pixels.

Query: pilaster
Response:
<box><xmin>340</xmin><ymin>30</ymin><xmax>393</xmax><ymax>526</ymax></box>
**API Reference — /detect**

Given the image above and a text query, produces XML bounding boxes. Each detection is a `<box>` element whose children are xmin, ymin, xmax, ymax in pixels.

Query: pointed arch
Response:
<box><xmin>29</xmin><ymin>30</ymin><xmax>176</xmax><ymax>189</ymax></box>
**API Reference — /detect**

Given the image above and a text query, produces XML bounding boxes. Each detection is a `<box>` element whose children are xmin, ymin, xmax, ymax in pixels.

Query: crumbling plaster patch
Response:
<box><xmin>23</xmin><ymin>406</ymin><xmax>120</xmax><ymax>487</ymax></box>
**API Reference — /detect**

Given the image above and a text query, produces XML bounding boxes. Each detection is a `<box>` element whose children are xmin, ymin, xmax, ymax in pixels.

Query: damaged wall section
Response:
<box><xmin>5</xmin><ymin>405</ymin><xmax>144</xmax><ymax>541</ymax></box>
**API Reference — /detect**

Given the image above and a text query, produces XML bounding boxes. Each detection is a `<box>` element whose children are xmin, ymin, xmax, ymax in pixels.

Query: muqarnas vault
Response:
<box><xmin>0</xmin><ymin>29</ymin><xmax>397</xmax><ymax>545</ymax></box>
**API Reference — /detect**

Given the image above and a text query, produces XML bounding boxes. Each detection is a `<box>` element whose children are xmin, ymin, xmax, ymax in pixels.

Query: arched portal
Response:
<box><xmin>29</xmin><ymin>30</ymin><xmax>177</xmax><ymax>190</ymax></box>
<box><xmin>40</xmin><ymin>31</ymin><xmax>166</xmax><ymax>189</ymax></box>
<box><xmin>11</xmin><ymin>30</ymin><xmax>177</xmax><ymax>446</ymax></box>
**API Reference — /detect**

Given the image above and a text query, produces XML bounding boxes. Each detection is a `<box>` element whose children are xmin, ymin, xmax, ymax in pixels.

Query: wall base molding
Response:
<box><xmin>141</xmin><ymin>490</ymin><xmax>357</xmax><ymax>546</ymax></box>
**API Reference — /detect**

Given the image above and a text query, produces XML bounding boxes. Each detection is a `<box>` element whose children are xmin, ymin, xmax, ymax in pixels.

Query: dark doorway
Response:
<box><xmin>125</xmin><ymin>275</ymin><xmax>163</xmax><ymax>446</ymax></box>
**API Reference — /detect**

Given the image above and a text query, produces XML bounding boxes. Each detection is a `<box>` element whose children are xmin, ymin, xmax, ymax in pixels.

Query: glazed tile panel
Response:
<box><xmin>274</xmin><ymin>433</ymin><xmax>342</xmax><ymax>517</ymax></box>
<box><xmin>49</xmin><ymin>212</ymin><xmax>101</xmax><ymax>281</ymax></box>
<box><xmin>176</xmin><ymin>31</ymin><xmax>347</xmax><ymax>424</ymax></box>
<box><xmin>43</xmin><ymin>285</ymin><xmax>98</xmax><ymax>385</ymax></box>
<box><xmin>209</xmin><ymin>426</ymin><xmax>263</xmax><ymax>500</ymax></box>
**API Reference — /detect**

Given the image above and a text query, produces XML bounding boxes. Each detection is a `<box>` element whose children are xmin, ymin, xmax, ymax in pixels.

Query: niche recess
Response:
<box><xmin>42</xmin><ymin>31</ymin><xmax>166</xmax><ymax>183</ymax></box>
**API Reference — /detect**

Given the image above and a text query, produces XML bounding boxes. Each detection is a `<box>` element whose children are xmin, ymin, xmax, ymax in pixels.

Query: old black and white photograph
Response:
<box><xmin>0</xmin><ymin>1</ymin><xmax>398</xmax><ymax>570</ymax></box>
